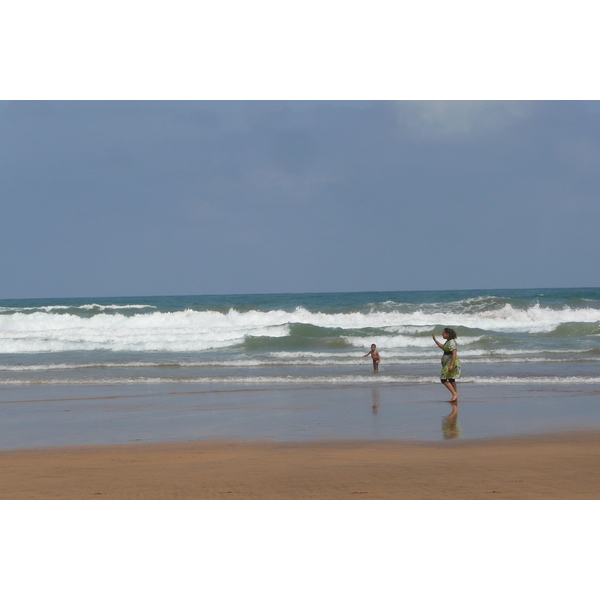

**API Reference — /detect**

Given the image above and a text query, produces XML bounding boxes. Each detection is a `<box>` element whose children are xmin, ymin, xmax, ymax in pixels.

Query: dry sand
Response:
<box><xmin>1</xmin><ymin>431</ymin><xmax>600</xmax><ymax>499</ymax></box>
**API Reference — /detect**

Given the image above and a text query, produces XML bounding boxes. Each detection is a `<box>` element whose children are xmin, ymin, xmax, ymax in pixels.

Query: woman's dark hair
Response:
<box><xmin>443</xmin><ymin>327</ymin><xmax>457</xmax><ymax>339</ymax></box>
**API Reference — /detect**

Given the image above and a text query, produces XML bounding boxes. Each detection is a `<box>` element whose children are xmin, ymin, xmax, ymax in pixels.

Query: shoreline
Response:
<box><xmin>2</xmin><ymin>430</ymin><xmax>600</xmax><ymax>499</ymax></box>
<box><xmin>3</xmin><ymin>381</ymin><xmax>600</xmax><ymax>450</ymax></box>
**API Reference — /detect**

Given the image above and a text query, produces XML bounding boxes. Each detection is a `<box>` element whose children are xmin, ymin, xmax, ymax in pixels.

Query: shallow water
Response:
<box><xmin>1</xmin><ymin>381</ymin><xmax>599</xmax><ymax>450</ymax></box>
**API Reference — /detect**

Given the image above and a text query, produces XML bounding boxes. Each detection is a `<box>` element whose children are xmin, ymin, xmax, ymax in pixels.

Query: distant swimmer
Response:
<box><xmin>432</xmin><ymin>328</ymin><xmax>461</xmax><ymax>402</ymax></box>
<box><xmin>363</xmin><ymin>344</ymin><xmax>380</xmax><ymax>372</ymax></box>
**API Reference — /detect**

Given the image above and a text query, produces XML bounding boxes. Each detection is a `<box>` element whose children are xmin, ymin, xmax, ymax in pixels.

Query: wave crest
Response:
<box><xmin>0</xmin><ymin>302</ymin><xmax>599</xmax><ymax>354</ymax></box>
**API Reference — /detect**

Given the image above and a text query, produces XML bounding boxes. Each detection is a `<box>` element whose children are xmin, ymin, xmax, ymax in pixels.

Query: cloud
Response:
<box><xmin>394</xmin><ymin>100</ymin><xmax>534</xmax><ymax>141</ymax></box>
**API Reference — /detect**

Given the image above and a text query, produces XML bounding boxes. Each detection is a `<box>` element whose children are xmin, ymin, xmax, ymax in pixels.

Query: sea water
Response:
<box><xmin>0</xmin><ymin>288</ymin><xmax>599</xmax><ymax>387</ymax></box>
<box><xmin>1</xmin><ymin>289</ymin><xmax>599</xmax><ymax>447</ymax></box>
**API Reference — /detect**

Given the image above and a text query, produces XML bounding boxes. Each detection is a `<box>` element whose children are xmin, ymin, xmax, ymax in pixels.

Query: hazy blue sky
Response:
<box><xmin>1</xmin><ymin>100</ymin><xmax>599</xmax><ymax>299</ymax></box>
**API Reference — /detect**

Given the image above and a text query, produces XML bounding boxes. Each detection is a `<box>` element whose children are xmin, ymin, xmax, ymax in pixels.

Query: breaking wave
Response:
<box><xmin>0</xmin><ymin>301</ymin><xmax>598</xmax><ymax>354</ymax></box>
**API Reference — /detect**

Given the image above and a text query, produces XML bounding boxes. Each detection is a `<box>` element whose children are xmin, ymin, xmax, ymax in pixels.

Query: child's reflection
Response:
<box><xmin>442</xmin><ymin>403</ymin><xmax>462</xmax><ymax>439</ymax></box>
<box><xmin>372</xmin><ymin>388</ymin><xmax>380</xmax><ymax>415</ymax></box>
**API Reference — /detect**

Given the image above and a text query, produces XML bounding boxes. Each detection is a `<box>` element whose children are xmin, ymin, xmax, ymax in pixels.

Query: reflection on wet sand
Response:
<box><xmin>371</xmin><ymin>388</ymin><xmax>380</xmax><ymax>415</ymax></box>
<box><xmin>442</xmin><ymin>403</ymin><xmax>461</xmax><ymax>439</ymax></box>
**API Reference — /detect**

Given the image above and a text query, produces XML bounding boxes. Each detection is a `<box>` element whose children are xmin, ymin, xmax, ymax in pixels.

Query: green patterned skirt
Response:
<box><xmin>440</xmin><ymin>353</ymin><xmax>461</xmax><ymax>380</ymax></box>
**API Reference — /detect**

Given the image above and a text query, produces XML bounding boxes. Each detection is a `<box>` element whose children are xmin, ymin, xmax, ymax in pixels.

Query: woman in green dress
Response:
<box><xmin>432</xmin><ymin>327</ymin><xmax>461</xmax><ymax>402</ymax></box>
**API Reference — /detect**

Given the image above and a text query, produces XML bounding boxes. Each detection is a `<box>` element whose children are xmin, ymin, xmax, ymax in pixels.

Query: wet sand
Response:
<box><xmin>2</xmin><ymin>430</ymin><xmax>600</xmax><ymax>499</ymax></box>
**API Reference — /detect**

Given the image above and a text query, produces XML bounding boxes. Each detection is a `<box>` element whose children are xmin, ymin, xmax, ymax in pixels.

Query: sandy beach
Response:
<box><xmin>2</xmin><ymin>381</ymin><xmax>600</xmax><ymax>501</ymax></box>
<box><xmin>2</xmin><ymin>430</ymin><xmax>600</xmax><ymax>499</ymax></box>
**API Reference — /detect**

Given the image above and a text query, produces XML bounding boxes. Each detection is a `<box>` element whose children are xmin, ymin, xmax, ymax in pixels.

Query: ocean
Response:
<box><xmin>1</xmin><ymin>288</ymin><xmax>599</xmax><ymax>386</ymax></box>
<box><xmin>1</xmin><ymin>288</ymin><xmax>599</xmax><ymax>447</ymax></box>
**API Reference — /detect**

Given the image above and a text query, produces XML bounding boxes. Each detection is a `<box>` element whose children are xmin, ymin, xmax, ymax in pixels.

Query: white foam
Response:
<box><xmin>1</xmin><ymin>375</ymin><xmax>600</xmax><ymax>386</ymax></box>
<box><xmin>0</xmin><ymin>359</ymin><xmax>276</xmax><ymax>371</ymax></box>
<box><xmin>461</xmin><ymin>376</ymin><xmax>600</xmax><ymax>385</ymax></box>
<box><xmin>0</xmin><ymin>309</ymin><xmax>290</xmax><ymax>353</ymax></box>
<box><xmin>4</xmin><ymin>353</ymin><xmax>597</xmax><ymax>372</ymax></box>
<box><xmin>343</xmin><ymin>335</ymin><xmax>483</xmax><ymax>348</ymax></box>
<box><xmin>0</xmin><ymin>304</ymin><xmax>156</xmax><ymax>313</ymax></box>
<box><xmin>78</xmin><ymin>304</ymin><xmax>157</xmax><ymax>310</ymax></box>
<box><xmin>0</xmin><ymin>302</ymin><xmax>599</xmax><ymax>354</ymax></box>
<box><xmin>0</xmin><ymin>305</ymin><xmax>73</xmax><ymax>313</ymax></box>
<box><xmin>0</xmin><ymin>375</ymin><xmax>430</xmax><ymax>386</ymax></box>
<box><xmin>459</xmin><ymin>347</ymin><xmax>592</xmax><ymax>356</ymax></box>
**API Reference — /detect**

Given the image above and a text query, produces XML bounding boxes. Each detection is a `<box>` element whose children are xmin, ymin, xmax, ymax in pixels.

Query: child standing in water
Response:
<box><xmin>363</xmin><ymin>344</ymin><xmax>380</xmax><ymax>371</ymax></box>
<box><xmin>432</xmin><ymin>328</ymin><xmax>461</xmax><ymax>402</ymax></box>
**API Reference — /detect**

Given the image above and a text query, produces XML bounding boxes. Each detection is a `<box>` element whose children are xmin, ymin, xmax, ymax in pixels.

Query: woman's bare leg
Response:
<box><xmin>451</xmin><ymin>381</ymin><xmax>459</xmax><ymax>401</ymax></box>
<box><xmin>442</xmin><ymin>381</ymin><xmax>459</xmax><ymax>402</ymax></box>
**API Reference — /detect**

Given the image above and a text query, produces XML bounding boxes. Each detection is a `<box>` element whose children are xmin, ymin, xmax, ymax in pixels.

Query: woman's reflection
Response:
<box><xmin>442</xmin><ymin>403</ymin><xmax>461</xmax><ymax>439</ymax></box>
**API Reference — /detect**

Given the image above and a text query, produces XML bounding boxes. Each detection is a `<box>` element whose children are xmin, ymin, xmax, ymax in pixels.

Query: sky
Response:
<box><xmin>1</xmin><ymin>100</ymin><xmax>599</xmax><ymax>299</ymax></box>
<box><xmin>2</xmin><ymin>2</ymin><xmax>599</xmax><ymax>300</ymax></box>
